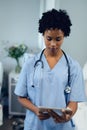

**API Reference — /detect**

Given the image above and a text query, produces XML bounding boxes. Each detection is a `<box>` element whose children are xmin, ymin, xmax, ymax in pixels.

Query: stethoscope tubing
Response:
<box><xmin>33</xmin><ymin>49</ymin><xmax>71</xmax><ymax>93</ymax></box>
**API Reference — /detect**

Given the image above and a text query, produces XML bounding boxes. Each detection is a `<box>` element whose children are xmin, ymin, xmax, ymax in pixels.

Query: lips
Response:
<box><xmin>48</xmin><ymin>48</ymin><xmax>58</xmax><ymax>56</ymax></box>
<box><xmin>50</xmin><ymin>48</ymin><xmax>57</xmax><ymax>52</ymax></box>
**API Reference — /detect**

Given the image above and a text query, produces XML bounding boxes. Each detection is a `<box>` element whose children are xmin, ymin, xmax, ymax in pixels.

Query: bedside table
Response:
<box><xmin>8</xmin><ymin>71</ymin><xmax>26</xmax><ymax>118</ymax></box>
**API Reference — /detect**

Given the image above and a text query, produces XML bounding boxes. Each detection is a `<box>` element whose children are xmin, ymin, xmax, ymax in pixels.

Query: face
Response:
<box><xmin>43</xmin><ymin>29</ymin><xmax>64</xmax><ymax>56</ymax></box>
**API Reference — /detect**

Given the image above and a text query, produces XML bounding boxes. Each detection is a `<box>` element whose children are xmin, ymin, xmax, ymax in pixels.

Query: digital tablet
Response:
<box><xmin>38</xmin><ymin>106</ymin><xmax>72</xmax><ymax>116</ymax></box>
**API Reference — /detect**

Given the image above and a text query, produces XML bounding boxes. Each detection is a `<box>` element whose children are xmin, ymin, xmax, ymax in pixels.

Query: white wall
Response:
<box><xmin>55</xmin><ymin>0</ymin><xmax>87</xmax><ymax>67</ymax></box>
<box><xmin>0</xmin><ymin>0</ymin><xmax>87</xmax><ymax>72</ymax></box>
<box><xmin>39</xmin><ymin>0</ymin><xmax>87</xmax><ymax>67</ymax></box>
<box><xmin>0</xmin><ymin>0</ymin><xmax>40</xmax><ymax>72</ymax></box>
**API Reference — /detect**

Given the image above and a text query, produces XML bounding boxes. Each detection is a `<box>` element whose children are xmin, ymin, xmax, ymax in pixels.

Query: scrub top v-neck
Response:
<box><xmin>40</xmin><ymin>54</ymin><xmax>68</xmax><ymax>108</ymax></box>
<box><xmin>43</xmin><ymin>53</ymin><xmax>64</xmax><ymax>71</ymax></box>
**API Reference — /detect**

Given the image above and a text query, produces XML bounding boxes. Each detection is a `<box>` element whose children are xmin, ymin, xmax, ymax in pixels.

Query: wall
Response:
<box><xmin>1</xmin><ymin>0</ymin><xmax>87</xmax><ymax>71</ymax></box>
<box><xmin>0</xmin><ymin>0</ymin><xmax>40</xmax><ymax>73</ymax></box>
<box><xmin>0</xmin><ymin>0</ymin><xmax>87</xmax><ymax>107</ymax></box>
<box><xmin>39</xmin><ymin>0</ymin><xmax>87</xmax><ymax>67</ymax></box>
<box><xmin>0</xmin><ymin>0</ymin><xmax>41</xmax><ymax>106</ymax></box>
<box><xmin>55</xmin><ymin>0</ymin><xmax>87</xmax><ymax>67</ymax></box>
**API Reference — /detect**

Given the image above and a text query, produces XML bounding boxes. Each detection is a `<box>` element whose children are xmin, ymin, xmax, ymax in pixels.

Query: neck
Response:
<box><xmin>44</xmin><ymin>48</ymin><xmax>63</xmax><ymax>58</ymax></box>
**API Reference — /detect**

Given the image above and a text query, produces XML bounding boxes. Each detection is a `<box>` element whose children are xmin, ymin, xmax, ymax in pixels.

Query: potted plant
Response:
<box><xmin>7</xmin><ymin>44</ymin><xmax>28</xmax><ymax>73</ymax></box>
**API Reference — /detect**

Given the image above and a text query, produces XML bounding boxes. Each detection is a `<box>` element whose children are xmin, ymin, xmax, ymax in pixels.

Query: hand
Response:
<box><xmin>47</xmin><ymin>108</ymin><xmax>72</xmax><ymax>123</ymax></box>
<box><xmin>38</xmin><ymin>111</ymin><xmax>50</xmax><ymax>120</ymax></box>
<box><xmin>35</xmin><ymin>107</ymin><xmax>50</xmax><ymax>120</ymax></box>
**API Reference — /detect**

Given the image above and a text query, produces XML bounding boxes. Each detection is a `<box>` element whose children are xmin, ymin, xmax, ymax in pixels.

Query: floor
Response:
<box><xmin>0</xmin><ymin>106</ymin><xmax>24</xmax><ymax>130</ymax></box>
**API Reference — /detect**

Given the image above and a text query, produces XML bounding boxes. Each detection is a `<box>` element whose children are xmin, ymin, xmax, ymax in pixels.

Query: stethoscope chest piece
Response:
<box><xmin>65</xmin><ymin>86</ymin><xmax>71</xmax><ymax>94</ymax></box>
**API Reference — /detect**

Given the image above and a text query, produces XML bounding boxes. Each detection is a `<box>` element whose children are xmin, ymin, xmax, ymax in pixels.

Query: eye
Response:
<box><xmin>56</xmin><ymin>37</ymin><xmax>62</xmax><ymax>41</ymax></box>
<box><xmin>47</xmin><ymin>37</ymin><xmax>52</xmax><ymax>41</ymax></box>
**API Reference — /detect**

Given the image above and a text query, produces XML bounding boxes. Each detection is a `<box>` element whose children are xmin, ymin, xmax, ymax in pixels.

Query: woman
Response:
<box><xmin>14</xmin><ymin>9</ymin><xmax>86</xmax><ymax>130</ymax></box>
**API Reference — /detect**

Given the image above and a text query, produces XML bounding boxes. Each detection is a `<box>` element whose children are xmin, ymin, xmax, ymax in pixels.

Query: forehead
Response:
<box><xmin>44</xmin><ymin>29</ymin><xmax>64</xmax><ymax>37</ymax></box>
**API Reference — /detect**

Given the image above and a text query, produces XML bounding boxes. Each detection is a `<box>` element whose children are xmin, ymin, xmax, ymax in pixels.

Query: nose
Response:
<box><xmin>50</xmin><ymin>40</ymin><xmax>56</xmax><ymax>46</ymax></box>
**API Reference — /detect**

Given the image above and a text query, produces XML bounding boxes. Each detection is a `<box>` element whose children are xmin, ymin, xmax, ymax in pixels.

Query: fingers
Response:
<box><xmin>47</xmin><ymin>110</ymin><xmax>57</xmax><ymax>118</ymax></box>
<box><xmin>47</xmin><ymin>110</ymin><xmax>65</xmax><ymax>123</ymax></box>
<box><xmin>47</xmin><ymin>109</ymin><xmax>62</xmax><ymax>118</ymax></box>
<box><xmin>61</xmin><ymin>108</ymin><xmax>72</xmax><ymax>122</ymax></box>
<box><xmin>38</xmin><ymin>112</ymin><xmax>50</xmax><ymax>120</ymax></box>
<box><xmin>38</xmin><ymin>108</ymin><xmax>72</xmax><ymax>122</ymax></box>
<box><xmin>65</xmin><ymin>114</ymin><xmax>71</xmax><ymax>121</ymax></box>
<box><xmin>47</xmin><ymin>109</ymin><xmax>72</xmax><ymax>123</ymax></box>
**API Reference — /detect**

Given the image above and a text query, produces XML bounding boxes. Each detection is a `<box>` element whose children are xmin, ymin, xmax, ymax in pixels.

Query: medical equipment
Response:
<box><xmin>32</xmin><ymin>49</ymin><xmax>71</xmax><ymax>94</ymax></box>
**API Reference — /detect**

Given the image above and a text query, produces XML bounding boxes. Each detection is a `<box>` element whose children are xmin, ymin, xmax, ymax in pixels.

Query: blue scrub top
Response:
<box><xmin>14</xmin><ymin>51</ymin><xmax>86</xmax><ymax>130</ymax></box>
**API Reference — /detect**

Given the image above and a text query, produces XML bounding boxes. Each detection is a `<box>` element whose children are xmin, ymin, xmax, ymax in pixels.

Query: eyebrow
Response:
<box><xmin>46</xmin><ymin>36</ymin><xmax>62</xmax><ymax>38</ymax></box>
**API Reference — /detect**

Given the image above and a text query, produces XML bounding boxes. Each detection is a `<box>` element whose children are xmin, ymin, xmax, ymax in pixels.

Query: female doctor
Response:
<box><xmin>14</xmin><ymin>9</ymin><xmax>86</xmax><ymax>130</ymax></box>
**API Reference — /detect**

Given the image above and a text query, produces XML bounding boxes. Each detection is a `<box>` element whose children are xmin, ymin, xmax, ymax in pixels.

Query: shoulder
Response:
<box><xmin>65</xmin><ymin>53</ymin><xmax>82</xmax><ymax>74</ymax></box>
<box><xmin>22</xmin><ymin>51</ymin><xmax>42</xmax><ymax>70</ymax></box>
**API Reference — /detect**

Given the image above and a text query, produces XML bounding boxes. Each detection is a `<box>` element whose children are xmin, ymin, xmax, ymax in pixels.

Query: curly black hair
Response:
<box><xmin>38</xmin><ymin>9</ymin><xmax>72</xmax><ymax>37</ymax></box>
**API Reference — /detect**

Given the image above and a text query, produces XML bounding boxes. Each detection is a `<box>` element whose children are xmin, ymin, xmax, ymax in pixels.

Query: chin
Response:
<box><xmin>50</xmin><ymin>48</ymin><xmax>58</xmax><ymax>55</ymax></box>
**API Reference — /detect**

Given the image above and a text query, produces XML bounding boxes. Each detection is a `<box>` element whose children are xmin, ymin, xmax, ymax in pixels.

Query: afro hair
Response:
<box><xmin>38</xmin><ymin>9</ymin><xmax>72</xmax><ymax>37</ymax></box>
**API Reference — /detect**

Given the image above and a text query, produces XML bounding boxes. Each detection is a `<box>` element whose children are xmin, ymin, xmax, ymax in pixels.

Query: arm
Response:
<box><xmin>67</xmin><ymin>101</ymin><xmax>78</xmax><ymax>116</ymax></box>
<box><xmin>18</xmin><ymin>96</ymin><xmax>38</xmax><ymax>115</ymax></box>
<box><xmin>17</xmin><ymin>96</ymin><xmax>50</xmax><ymax>120</ymax></box>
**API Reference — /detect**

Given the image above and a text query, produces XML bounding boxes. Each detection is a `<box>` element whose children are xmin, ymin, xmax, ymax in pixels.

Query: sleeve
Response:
<box><xmin>70</xmin><ymin>61</ymin><xmax>86</xmax><ymax>102</ymax></box>
<box><xmin>14</xmin><ymin>62</ymin><xmax>28</xmax><ymax>97</ymax></box>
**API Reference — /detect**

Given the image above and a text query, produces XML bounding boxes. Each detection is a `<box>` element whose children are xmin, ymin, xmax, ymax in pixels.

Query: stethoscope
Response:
<box><xmin>32</xmin><ymin>49</ymin><xmax>71</xmax><ymax>94</ymax></box>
